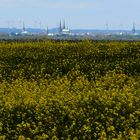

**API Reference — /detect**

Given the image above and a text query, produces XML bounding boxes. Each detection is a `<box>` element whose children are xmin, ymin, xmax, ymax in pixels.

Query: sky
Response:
<box><xmin>0</xmin><ymin>0</ymin><xmax>140</xmax><ymax>29</ymax></box>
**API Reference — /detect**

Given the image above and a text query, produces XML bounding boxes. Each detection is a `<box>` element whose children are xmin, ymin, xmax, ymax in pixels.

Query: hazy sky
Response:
<box><xmin>0</xmin><ymin>0</ymin><xmax>140</xmax><ymax>29</ymax></box>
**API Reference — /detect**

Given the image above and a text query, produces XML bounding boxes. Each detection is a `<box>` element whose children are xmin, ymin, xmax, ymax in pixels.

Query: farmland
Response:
<box><xmin>0</xmin><ymin>40</ymin><xmax>140</xmax><ymax>139</ymax></box>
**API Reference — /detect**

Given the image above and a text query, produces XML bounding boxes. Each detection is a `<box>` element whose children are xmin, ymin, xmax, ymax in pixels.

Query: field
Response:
<box><xmin>0</xmin><ymin>40</ymin><xmax>140</xmax><ymax>139</ymax></box>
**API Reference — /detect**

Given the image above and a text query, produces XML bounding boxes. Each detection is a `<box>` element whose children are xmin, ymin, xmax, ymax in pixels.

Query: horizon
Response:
<box><xmin>0</xmin><ymin>0</ymin><xmax>140</xmax><ymax>30</ymax></box>
<box><xmin>0</xmin><ymin>26</ymin><xmax>137</xmax><ymax>31</ymax></box>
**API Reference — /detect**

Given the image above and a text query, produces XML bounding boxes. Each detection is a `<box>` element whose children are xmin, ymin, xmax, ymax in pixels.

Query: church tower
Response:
<box><xmin>132</xmin><ymin>23</ymin><xmax>136</xmax><ymax>34</ymax></box>
<box><xmin>22</xmin><ymin>22</ymin><xmax>26</xmax><ymax>32</ymax></box>
<box><xmin>59</xmin><ymin>20</ymin><xmax>62</xmax><ymax>33</ymax></box>
<box><xmin>63</xmin><ymin>20</ymin><xmax>66</xmax><ymax>29</ymax></box>
<box><xmin>46</xmin><ymin>25</ymin><xmax>49</xmax><ymax>35</ymax></box>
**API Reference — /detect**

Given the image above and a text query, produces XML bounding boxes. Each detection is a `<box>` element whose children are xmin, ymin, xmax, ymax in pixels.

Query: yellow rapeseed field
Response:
<box><xmin>0</xmin><ymin>40</ymin><xmax>139</xmax><ymax>139</ymax></box>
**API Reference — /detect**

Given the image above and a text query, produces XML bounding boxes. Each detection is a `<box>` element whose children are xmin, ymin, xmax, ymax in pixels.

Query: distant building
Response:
<box><xmin>10</xmin><ymin>23</ymin><xmax>31</xmax><ymax>36</ymax></box>
<box><xmin>46</xmin><ymin>25</ymin><xmax>49</xmax><ymax>35</ymax></box>
<box><xmin>21</xmin><ymin>23</ymin><xmax>29</xmax><ymax>35</ymax></box>
<box><xmin>132</xmin><ymin>23</ymin><xmax>139</xmax><ymax>35</ymax></box>
<box><xmin>132</xmin><ymin>23</ymin><xmax>136</xmax><ymax>34</ymax></box>
<box><xmin>59</xmin><ymin>20</ymin><xmax>70</xmax><ymax>35</ymax></box>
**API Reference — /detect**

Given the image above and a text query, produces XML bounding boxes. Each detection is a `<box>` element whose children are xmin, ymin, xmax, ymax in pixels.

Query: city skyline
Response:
<box><xmin>0</xmin><ymin>0</ymin><xmax>140</xmax><ymax>29</ymax></box>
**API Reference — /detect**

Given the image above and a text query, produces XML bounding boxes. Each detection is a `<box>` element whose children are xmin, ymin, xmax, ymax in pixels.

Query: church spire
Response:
<box><xmin>59</xmin><ymin>20</ymin><xmax>62</xmax><ymax>33</ymax></box>
<box><xmin>22</xmin><ymin>22</ymin><xmax>26</xmax><ymax>32</ymax></box>
<box><xmin>132</xmin><ymin>22</ymin><xmax>135</xmax><ymax>34</ymax></box>
<box><xmin>63</xmin><ymin>20</ymin><xmax>65</xmax><ymax>29</ymax></box>
<box><xmin>46</xmin><ymin>25</ymin><xmax>49</xmax><ymax>35</ymax></box>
